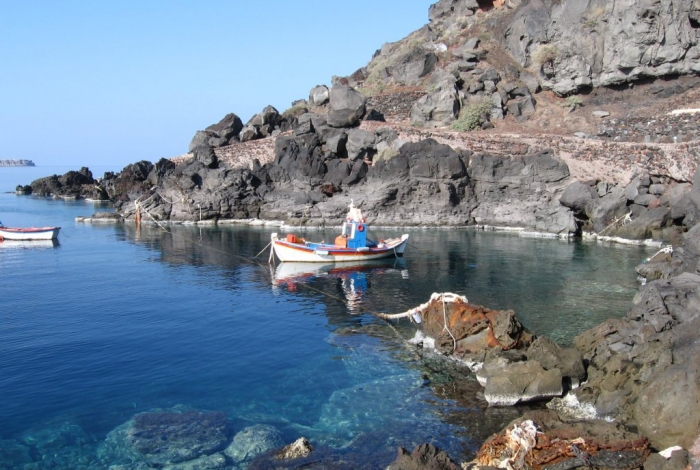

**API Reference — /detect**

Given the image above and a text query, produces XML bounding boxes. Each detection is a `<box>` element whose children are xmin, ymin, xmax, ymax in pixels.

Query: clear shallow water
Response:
<box><xmin>0</xmin><ymin>169</ymin><xmax>653</xmax><ymax>468</ymax></box>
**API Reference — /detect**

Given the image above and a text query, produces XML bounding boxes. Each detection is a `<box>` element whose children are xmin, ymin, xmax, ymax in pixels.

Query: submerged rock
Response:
<box><xmin>275</xmin><ymin>437</ymin><xmax>314</xmax><ymax>460</ymax></box>
<box><xmin>224</xmin><ymin>424</ymin><xmax>284</xmax><ymax>465</ymax></box>
<box><xmin>0</xmin><ymin>439</ymin><xmax>32</xmax><ymax>468</ymax></box>
<box><xmin>99</xmin><ymin>407</ymin><xmax>231</xmax><ymax>467</ymax></box>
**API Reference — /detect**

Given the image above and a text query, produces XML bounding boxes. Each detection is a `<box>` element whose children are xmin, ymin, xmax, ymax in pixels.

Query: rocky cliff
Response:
<box><xmin>30</xmin><ymin>0</ymin><xmax>696</xmax><ymax>243</ymax></box>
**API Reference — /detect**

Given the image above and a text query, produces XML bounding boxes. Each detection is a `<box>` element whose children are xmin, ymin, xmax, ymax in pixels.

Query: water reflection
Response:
<box><xmin>0</xmin><ymin>239</ymin><xmax>60</xmax><ymax>250</ymax></box>
<box><xmin>273</xmin><ymin>260</ymin><xmax>409</xmax><ymax>314</ymax></box>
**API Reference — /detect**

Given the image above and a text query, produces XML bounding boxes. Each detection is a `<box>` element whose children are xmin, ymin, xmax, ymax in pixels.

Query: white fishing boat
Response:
<box><xmin>271</xmin><ymin>202</ymin><xmax>408</xmax><ymax>263</ymax></box>
<box><xmin>0</xmin><ymin>225</ymin><xmax>61</xmax><ymax>241</ymax></box>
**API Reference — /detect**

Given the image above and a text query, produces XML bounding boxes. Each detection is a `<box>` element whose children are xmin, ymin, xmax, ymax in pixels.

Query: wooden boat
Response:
<box><xmin>271</xmin><ymin>202</ymin><xmax>408</xmax><ymax>263</ymax></box>
<box><xmin>0</xmin><ymin>226</ymin><xmax>61</xmax><ymax>241</ymax></box>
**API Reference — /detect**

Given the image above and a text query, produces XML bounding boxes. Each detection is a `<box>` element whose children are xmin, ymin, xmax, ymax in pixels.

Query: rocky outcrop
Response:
<box><xmin>557</xmin><ymin>170</ymin><xmax>691</xmax><ymax>239</ymax></box>
<box><xmin>189</xmin><ymin>113</ymin><xmax>244</xmax><ymax>151</ymax></box>
<box><xmin>569</xmin><ymin>201</ymin><xmax>700</xmax><ymax>449</ymax></box>
<box><xmin>28</xmin><ymin>167</ymin><xmax>108</xmax><ymax>200</ymax></box>
<box><xmin>387</xmin><ymin>443</ymin><xmax>461</xmax><ymax>470</ymax></box>
<box><xmin>495</xmin><ymin>0</ymin><xmax>700</xmax><ymax>96</ymax></box>
<box><xmin>386</xmin><ymin>293</ymin><xmax>584</xmax><ymax>406</ymax></box>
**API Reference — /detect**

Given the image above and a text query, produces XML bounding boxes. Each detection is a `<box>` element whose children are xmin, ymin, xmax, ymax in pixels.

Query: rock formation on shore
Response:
<box><xmin>23</xmin><ymin>0</ymin><xmax>700</xmax><ymax>243</ymax></box>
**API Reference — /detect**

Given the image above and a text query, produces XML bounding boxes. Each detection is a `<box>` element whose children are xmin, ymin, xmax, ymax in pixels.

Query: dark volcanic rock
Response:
<box><xmin>573</xmin><ymin>269</ymin><xmax>700</xmax><ymax>449</ymax></box>
<box><xmin>387</xmin><ymin>443</ymin><xmax>461</xmax><ymax>470</ymax></box>
<box><xmin>327</xmin><ymin>85</ymin><xmax>366</xmax><ymax>128</ymax></box>
<box><xmin>206</xmin><ymin>112</ymin><xmax>243</xmax><ymax>142</ymax></box>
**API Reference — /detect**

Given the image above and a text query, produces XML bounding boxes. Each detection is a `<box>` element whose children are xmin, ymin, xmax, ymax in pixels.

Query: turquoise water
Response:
<box><xmin>0</xmin><ymin>168</ymin><xmax>652</xmax><ymax>468</ymax></box>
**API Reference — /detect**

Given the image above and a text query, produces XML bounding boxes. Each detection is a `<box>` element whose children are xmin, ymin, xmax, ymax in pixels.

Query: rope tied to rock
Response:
<box><xmin>599</xmin><ymin>213</ymin><xmax>632</xmax><ymax>235</ymax></box>
<box><xmin>441</xmin><ymin>294</ymin><xmax>458</xmax><ymax>353</ymax></box>
<box><xmin>372</xmin><ymin>293</ymin><xmax>466</xmax><ymax>352</ymax></box>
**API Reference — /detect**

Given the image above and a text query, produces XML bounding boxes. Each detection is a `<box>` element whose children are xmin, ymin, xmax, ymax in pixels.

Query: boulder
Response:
<box><xmin>478</xmin><ymin>358</ymin><xmax>564</xmax><ymax>406</ymax></box>
<box><xmin>249</xmin><ymin>105</ymin><xmax>281</xmax><ymax>129</ymax></box>
<box><xmin>205</xmin><ymin>112</ymin><xmax>243</xmax><ymax>141</ymax></box>
<box><xmin>192</xmin><ymin>144</ymin><xmax>218</xmax><ymax>168</ymax></box>
<box><xmin>324</xmin><ymin>129</ymin><xmax>348</xmax><ymax>156</ymax></box>
<box><xmin>387</xmin><ymin>443</ymin><xmax>461</xmax><ymax>470</ymax></box>
<box><xmin>345</xmin><ymin>128</ymin><xmax>377</xmax><ymax>161</ymax></box>
<box><xmin>309</xmin><ymin>85</ymin><xmax>330</xmax><ymax>106</ymax></box>
<box><xmin>125</xmin><ymin>409</ymin><xmax>230</xmax><ymax>466</ymax></box>
<box><xmin>527</xmin><ymin>336</ymin><xmax>585</xmax><ymax>387</ymax></box>
<box><xmin>584</xmin><ymin>184</ymin><xmax>628</xmax><ymax>233</ymax></box>
<box><xmin>410</xmin><ymin>87</ymin><xmax>460</xmax><ymax>128</ymax></box>
<box><xmin>239</xmin><ymin>125</ymin><xmax>260</xmax><ymax>142</ymax></box>
<box><xmin>327</xmin><ymin>85</ymin><xmax>366</xmax><ymax>128</ymax></box>
<box><xmin>634</xmin><ymin>365</ymin><xmax>700</xmax><ymax>450</ymax></box>
<box><xmin>388</xmin><ymin>51</ymin><xmax>439</xmax><ymax>85</ymax></box>
<box><xmin>188</xmin><ymin>130</ymin><xmax>217</xmax><ymax>152</ymax></box>
<box><xmin>560</xmin><ymin>181</ymin><xmax>597</xmax><ymax>214</ymax></box>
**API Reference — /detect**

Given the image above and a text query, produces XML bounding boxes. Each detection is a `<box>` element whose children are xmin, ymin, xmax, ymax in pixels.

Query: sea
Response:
<box><xmin>0</xmin><ymin>166</ymin><xmax>654</xmax><ymax>468</ymax></box>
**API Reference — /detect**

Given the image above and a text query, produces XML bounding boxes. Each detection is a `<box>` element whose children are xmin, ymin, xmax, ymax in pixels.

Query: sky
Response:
<box><xmin>0</xmin><ymin>1</ymin><xmax>430</xmax><ymax>170</ymax></box>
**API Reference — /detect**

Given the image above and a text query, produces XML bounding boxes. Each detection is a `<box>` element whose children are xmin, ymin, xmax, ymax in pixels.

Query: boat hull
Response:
<box><xmin>0</xmin><ymin>227</ymin><xmax>61</xmax><ymax>241</ymax></box>
<box><xmin>272</xmin><ymin>234</ymin><xmax>408</xmax><ymax>263</ymax></box>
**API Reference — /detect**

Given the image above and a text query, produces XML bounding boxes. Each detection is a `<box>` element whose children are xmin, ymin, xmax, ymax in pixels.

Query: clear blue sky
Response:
<box><xmin>0</xmin><ymin>1</ymin><xmax>430</xmax><ymax>169</ymax></box>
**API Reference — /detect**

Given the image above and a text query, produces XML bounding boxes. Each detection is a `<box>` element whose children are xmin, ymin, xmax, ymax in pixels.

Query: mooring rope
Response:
<box><xmin>441</xmin><ymin>294</ymin><xmax>458</xmax><ymax>353</ymax></box>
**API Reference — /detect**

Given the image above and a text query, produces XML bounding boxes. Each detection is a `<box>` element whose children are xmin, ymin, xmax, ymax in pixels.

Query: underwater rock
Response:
<box><xmin>0</xmin><ymin>439</ymin><xmax>32</xmax><ymax>468</ymax></box>
<box><xmin>99</xmin><ymin>407</ymin><xmax>231</xmax><ymax>467</ymax></box>
<box><xmin>275</xmin><ymin>437</ymin><xmax>314</xmax><ymax>460</ymax></box>
<box><xmin>224</xmin><ymin>424</ymin><xmax>284</xmax><ymax>464</ymax></box>
<box><xmin>20</xmin><ymin>421</ymin><xmax>97</xmax><ymax>469</ymax></box>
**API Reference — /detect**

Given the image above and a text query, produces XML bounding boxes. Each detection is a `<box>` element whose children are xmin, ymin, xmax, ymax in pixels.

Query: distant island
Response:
<box><xmin>0</xmin><ymin>159</ymin><xmax>35</xmax><ymax>167</ymax></box>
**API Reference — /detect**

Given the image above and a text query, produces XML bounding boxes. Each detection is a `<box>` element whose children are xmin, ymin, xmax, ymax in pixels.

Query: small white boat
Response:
<box><xmin>0</xmin><ymin>226</ymin><xmax>61</xmax><ymax>241</ymax></box>
<box><xmin>271</xmin><ymin>202</ymin><xmax>408</xmax><ymax>263</ymax></box>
